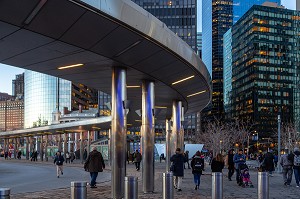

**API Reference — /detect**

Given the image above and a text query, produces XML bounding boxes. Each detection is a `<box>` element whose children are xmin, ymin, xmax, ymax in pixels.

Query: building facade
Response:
<box><xmin>131</xmin><ymin>0</ymin><xmax>197</xmax><ymax>51</ymax></box>
<box><xmin>0</xmin><ymin>100</ymin><xmax>24</xmax><ymax>131</ymax></box>
<box><xmin>231</xmin><ymin>5</ymin><xmax>300</xmax><ymax>136</ymax></box>
<box><xmin>12</xmin><ymin>73</ymin><xmax>24</xmax><ymax>98</ymax></box>
<box><xmin>233</xmin><ymin>0</ymin><xmax>281</xmax><ymax>23</ymax></box>
<box><xmin>223</xmin><ymin>28</ymin><xmax>232</xmax><ymax>117</ymax></box>
<box><xmin>0</xmin><ymin>92</ymin><xmax>12</xmax><ymax>101</ymax></box>
<box><xmin>197</xmin><ymin>32</ymin><xmax>202</xmax><ymax>58</ymax></box>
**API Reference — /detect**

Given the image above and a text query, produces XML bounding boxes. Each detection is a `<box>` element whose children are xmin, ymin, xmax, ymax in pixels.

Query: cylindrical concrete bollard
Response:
<box><xmin>71</xmin><ymin>181</ymin><xmax>87</xmax><ymax>199</ymax></box>
<box><xmin>125</xmin><ymin>176</ymin><xmax>138</xmax><ymax>199</ymax></box>
<box><xmin>258</xmin><ymin>172</ymin><xmax>269</xmax><ymax>199</ymax></box>
<box><xmin>163</xmin><ymin>172</ymin><xmax>174</xmax><ymax>199</ymax></box>
<box><xmin>212</xmin><ymin>172</ymin><xmax>223</xmax><ymax>199</ymax></box>
<box><xmin>0</xmin><ymin>188</ymin><xmax>10</xmax><ymax>199</ymax></box>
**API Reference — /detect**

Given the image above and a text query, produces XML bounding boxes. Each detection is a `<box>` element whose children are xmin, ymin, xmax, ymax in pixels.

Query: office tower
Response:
<box><xmin>297</xmin><ymin>0</ymin><xmax>300</xmax><ymax>10</ymax></box>
<box><xmin>131</xmin><ymin>0</ymin><xmax>197</xmax><ymax>51</ymax></box>
<box><xmin>202</xmin><ymin>0</ymin><xmax>233</xmax><ymax>121</ymax></box>
<box><xmin>230</xmin><ymin>4</ymin><xmax>300</xmax><ymax>136</ymax></box>
<box><xmin>223</xmin><ymin>29</ymin><xmax>232</xmax><ymax>119</ymax></box>
<box><xmin>197</xmin><ymin>32</ymin><xmax>202</xmax><ymax>58</ymax></box>
<box><xmin>0</xmin><ymin>100</ymin><xmax>24</xmax><ymax>131</ymax></box>
<box><xmin>233</xmin><ymin>0</ymin><xmax>281</xmax><ymax>23</ymax></box>
<box><xmin>12</xmin><ymin>73</ymin><xmax>24</xmax><ymax>98</ymax></box>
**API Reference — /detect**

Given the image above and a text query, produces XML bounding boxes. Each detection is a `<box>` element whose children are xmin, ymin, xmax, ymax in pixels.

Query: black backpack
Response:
<box><xmin>193</xmin><ymin>158</ymin><xmax>203</xmax><ymax>171</ymax></box>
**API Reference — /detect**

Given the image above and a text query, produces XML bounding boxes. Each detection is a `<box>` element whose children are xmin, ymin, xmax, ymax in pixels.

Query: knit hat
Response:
<box><xmin>294</xmin><ymin>147</ymin><xmax>299</xmax><ymax>152</ymax></box>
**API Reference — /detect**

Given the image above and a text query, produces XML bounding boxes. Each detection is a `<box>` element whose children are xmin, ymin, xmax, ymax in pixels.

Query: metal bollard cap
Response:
<box><xmin>0</xmin><ymin>188</ymin><xmax>10</xmax><ymax>196</ymax></box>
<box><xmin>71</xmin><ymin>181</ymin><xmax>87</xmax><ymax>187</ymax></box>
<box><xmin>163</xmin><ymin>172</ymin><xmax>173</xmax><ymax>177</ymax></box>
<box><xmin>125</xmin><ymin>176</ymin><xmax>138</xmax><ymax>182</ymax></box>
<box><xmin>212</xmin><ymin>172</ymin><xmax>223</xmax><ymax>176</ymax></box>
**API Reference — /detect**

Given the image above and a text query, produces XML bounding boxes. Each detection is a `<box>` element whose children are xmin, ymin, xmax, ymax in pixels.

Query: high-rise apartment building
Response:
<box><xmin>230</xmin><ymin>4</ymin><xmax>300</xmax><ymax>136</ymax></box>
<box><xmin>12</xmin><ymin>73</ymin><xmax>24</xmax><ymax>98</ymax></box>
<box><xmin>131</xmin><ymin>0</ymin><xmax>197</xmax><ymax>51</ymax></box>
<box><xmin>233</xmin><ymin>0</ymin><xmax>281</xmax><ymax>23</ymax></box>
<box><xmin>0</xmin><ymin>100</ymin><xmax>24</xmax><ymax>131</ymax></box>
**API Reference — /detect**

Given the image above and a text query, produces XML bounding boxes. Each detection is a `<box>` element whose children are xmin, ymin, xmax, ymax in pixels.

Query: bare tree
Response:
<box><xmin>231</xmin><ymin>119</ymin><xmax>254</xmax><ymax>151</ymax></box>
<box><xmin>195</xmin><ymin>119</ymin><xmax>233</xmax><ymax>156</ymax></box>
<box><xmin>281</xmin><ymin>122</ymin><xmax>300</xmax><ymax>152</ymax></box>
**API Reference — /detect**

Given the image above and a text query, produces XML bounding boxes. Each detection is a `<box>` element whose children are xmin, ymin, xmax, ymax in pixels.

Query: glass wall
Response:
<box><xmin>24</xmin><ymin>70</ymin><xmax>71</xmax><ymax>128</ymax></box>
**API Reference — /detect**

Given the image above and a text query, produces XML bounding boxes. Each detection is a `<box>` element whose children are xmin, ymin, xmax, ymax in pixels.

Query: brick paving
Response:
<box><xmin>5</xmin><ymin>158</ymin><xmax>300</xmax><ymax>199</ymax></box>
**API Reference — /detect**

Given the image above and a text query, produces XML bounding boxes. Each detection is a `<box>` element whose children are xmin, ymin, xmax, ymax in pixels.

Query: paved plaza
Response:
<box><xmin>1</xmin><ymin>158</ymin><xmax>300</xmax><ymax>199</ymax></box>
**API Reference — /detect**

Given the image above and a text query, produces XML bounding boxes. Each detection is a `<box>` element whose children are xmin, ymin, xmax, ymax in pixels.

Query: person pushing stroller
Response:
<box><xmin>239</xmin><ymin>163</ymin><xmax>254</xmax><ymax>188</ymax></box>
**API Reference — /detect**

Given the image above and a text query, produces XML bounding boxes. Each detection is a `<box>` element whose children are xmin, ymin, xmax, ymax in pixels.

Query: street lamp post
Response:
<box><xmin>277</xmin><ymin>114</ymin><xmax>282</xmax><ymax>173</ymax></box>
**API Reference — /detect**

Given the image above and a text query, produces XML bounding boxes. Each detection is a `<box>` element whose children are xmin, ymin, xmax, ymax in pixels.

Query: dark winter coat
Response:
<box><xmin>84</xmin><ymin>150</ymin><xmax>105</xmax><ymax>172</ymax></box>
<box><xmin>54</xmin><ymin>155</ymin><xmax>65</xmax><ymax>166</ymax></box>
<box><xmin>191</xmin><ymin>156</ymin><xmax>205</xmax><ymax>174</ymax></box>
<box><xmin>233</xmin><ymin>153</ymin><xmax>246</xmax><ymax>169</ymax></box>
<box><xmin>292</xmin><ymin>151</ymin><xmax>300</xmax><ymax>169</ymax></box>
<box><xmin>211</xmin><ymin>158</ymin><xmax>225</xmax><ymax>172</ymax></box>
<box><xmin>227</xmin><ymin>153</ymin><xmax>234</xmax><ymax>170</ymax></box>
<box><xmin>170</xmin><ymin>153</ymin><xmax>184</xmax><ymax>177</ymax></box>
<box><xmin>133</xmin><ymin>152</ymin><xmax>142</xmax><ymax>163</ymax></box>
<box><xmin>262</xmin><ymin>152</ymin><xmax>274</xmax><ymax>172</ymax></box>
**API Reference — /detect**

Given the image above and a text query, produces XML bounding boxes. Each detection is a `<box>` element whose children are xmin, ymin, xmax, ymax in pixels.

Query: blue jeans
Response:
<box><xmin>193</xmin><ymin>173</ymin><xmax>201</xmax><ymax>186</ymax></box>
<box><xmin>294</xmin><ymin>168</ymin><xmax>300</xmax><ymax>186</ymax></box>
<box><xmin>90</xmin><ymin>172</ymin><xmax>98</xmax><ymax>186</ymax></box>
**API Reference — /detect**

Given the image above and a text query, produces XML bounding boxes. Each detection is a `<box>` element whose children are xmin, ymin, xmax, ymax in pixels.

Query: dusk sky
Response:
<box><xmin>0</xmin><ymin>0</ymin><xmax>297</xmax><ymax>95</ymax></box>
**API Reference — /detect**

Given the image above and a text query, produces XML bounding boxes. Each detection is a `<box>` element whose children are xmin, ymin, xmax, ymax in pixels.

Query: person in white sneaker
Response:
<box><xmin>54</xmin><ymin>151</ymin><xmax>65</xmax><ymax>178</ymax></box>
<box><xmin>170</xmin><ymin>148</ymin><xmax>185</xmax><ymax>191</ymax></box>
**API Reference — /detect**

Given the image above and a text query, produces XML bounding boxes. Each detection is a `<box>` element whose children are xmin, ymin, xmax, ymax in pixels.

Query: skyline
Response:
<box><xmin>0</xmin><ymin>0</ymin><xmax>296</xmax><ymax>95</ymax></box>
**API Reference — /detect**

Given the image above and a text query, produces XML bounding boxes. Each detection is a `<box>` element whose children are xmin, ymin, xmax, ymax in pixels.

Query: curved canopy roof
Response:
<box><xmin>0</xmin><ymin>0</ymin><xmax>211</xmax><ymax>127</ymax></box>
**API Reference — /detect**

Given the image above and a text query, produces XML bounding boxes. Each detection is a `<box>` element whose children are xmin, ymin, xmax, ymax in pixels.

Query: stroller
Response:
<box><xmin>239</xmin><ymin>163</ymin><xmax>254</xmax><ymax>188</ymax></box>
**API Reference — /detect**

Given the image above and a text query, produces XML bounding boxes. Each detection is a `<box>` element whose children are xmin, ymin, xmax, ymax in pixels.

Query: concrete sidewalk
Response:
<box><xmin>2</xmin><ymin>158</ymin><xmax>300</xmax><ymax>199</ymax></box>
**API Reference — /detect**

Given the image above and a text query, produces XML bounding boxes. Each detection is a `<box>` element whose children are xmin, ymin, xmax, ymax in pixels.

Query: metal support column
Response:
<box><xmin>13</xmin><ymin>138</ymin><xmax>17</xmax><ymax>159</ymax></box>
<box><xmin>80</xmin><ymin>132</ymin><xmax>84</xmax><ymax>163</ymax></box>
<box><xmin>64</xmin><ymin>133</ymin><xmax>68</xmax><ymax>158</ymax></box>
<box><xmin>87</xmin><ymin>131</ymin><xmax>91</xmax><ymax>157</ymax></box>
<box><xmin>171</xmin><ymin>101</ymin><xmax>183</xmax><ymax>153</ymax></box>
<box><xmin>141</xmin><ymin>81</ymin><xmax>155</xmax><ymax>193</ymax></box>
<box><xmin>111</xmin><ymin>67</ymin><xmax>127</xmax><ymax>199</ymax></box>
<box><xmin>58</xmin><ymin>134</ymin><xmax>62</xmax><ymax>152</ymax></box>
<box><xmin>26</xmin><ymin>137</ymin><xmax>29</xmax><ymax>160</ymax></box>
<box><xmin>45</xmin><ymin>135</ymin><xmax>48</xmax><ymax>161</ymax></box>
<box><xmin>166</xmin><ymin>119</ymin><xmax>171</xmax><ymax>172</ymax></box>
<box><xmin>40</xmin><ymin>135</ymin><xmax>44</xmax><ymax>161</ymax></box>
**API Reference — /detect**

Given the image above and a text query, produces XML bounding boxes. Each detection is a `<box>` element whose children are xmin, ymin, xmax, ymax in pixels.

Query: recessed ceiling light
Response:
<box><xmin>187</xmin><ymin>90</ymin><xmax>206</xmax><ymax>98</ymax></box>
<box><xmin>58</xmin><ymin>64</ymin><xmax>84</xmax><ymax>70</ymax></box>
<box><xmin>155</xmin><ymin>106</ymin><xmax>168</xmax><ymax>109</ymax></box>
<box><xmin>126</xmin><ymin>85</ymin><xmax>141</xmax><ymax>88</ymax></box>
<box><xmin>172</xmin><ymin>75</ymin><xmax>195</xmax><ymax>85</ymax></box>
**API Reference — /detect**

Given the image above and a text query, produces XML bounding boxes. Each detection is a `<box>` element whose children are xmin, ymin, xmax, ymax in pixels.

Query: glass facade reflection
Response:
<box><xmin>223</xmin><ymin>28</ymin><xmax>232</xmax><ymax>117</ymax></box>
<box><xmin>233</xmin><ymin>0</ymin><xmax>281</xmax><ymax>24</ymax></box>
<box><xmin>24</xmin><ymin>70</ymin><xmax>71</xmax><ymax>128</ymax></box>
<box><xmin>132</xmin><ymin>0</ymin><xmax>197</xmax><ymax>51</ymax></box>
<box><xmin>231</xmin><ymin>5</ymin><xmax>300</xmax><ymax>136</ymax></box>
<box><xmin>202</xmin><ymin>0</ymin><xmax>212</xmax><ymax>74</ymax></box>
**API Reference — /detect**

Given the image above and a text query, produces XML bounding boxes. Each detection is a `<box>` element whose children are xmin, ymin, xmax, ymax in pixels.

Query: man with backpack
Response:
<box><xmin>293</xmin><ymin>147</ymin><xmax>300</xmax><ymax>187</ymax></box>
<box><xmin>191</xmin><ymin>151</ymin><xmax>204</xmax><ymax>190</ymax></box>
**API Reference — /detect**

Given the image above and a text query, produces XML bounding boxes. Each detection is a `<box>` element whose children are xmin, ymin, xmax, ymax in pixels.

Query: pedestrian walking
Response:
<box><xmin>261</xmin><ymin>151</ymin><xmax>275</xmax><ymax>176</ymax></box>
<box><xmin>191</xmin><ymin>151</ymin><xmax>204</xmax><ymax>190</ymax></box>
<box><xmin>83</xmin><ymin>148</ymin><xmax>87</xmax><ymax>161</ymax></box>
<box><xmin>54</xmin><ymin>151</ymin><xmax>65</xmax><ymax>178</ymax></box>
<box><xmin>280</xmin><ymin>149</ymin><xmax>293</xmax><ymax>186</ymax></box>
<box><xmin>133</xmin><ymin>150</ymin><xmax>142</xmax><ymax>171</ymax></box>
<box><xmin>65</xmin><ymin>151</ymin><xmax>70</xmax><ymax>164</ymax></box>
<box><xmin>70</xmin><ymin>150</ymin><xmax>75</xmax><ymax>163</ymax></box>
<box><xmin>292</xmin><ymin>147</ymin><xmax>300</xmax><ymax>187</ymax></box>
<box><xmin>233</xmin><ymin>149</ymin><xmax>246</xmax><ymax>185</ymax></box>
<box><xmin>184</xmin><ymin>151</ymin><xmax>191</xmax><ymax>169</ymax></box>
<box><xmin>274</xmin><ymin>153</ymin><xmax>278</xmax><ymax>168</ymax></box>
<box><xmin>84</xmin><ymin>147</ymin><xmax>105</xmax><ymax>188</ymax></box>
<box><xmin>226</xmin><ymin>149</ymin><xmax>235</xmax><ymax>181</ymax></box>
<box><xmin>17</xmin><ymin>150</ymin><xmax>22</xmax><ymax>159</ymax></box>
<box><xmin>211</xmin><ymin>153</ymin><xmax>225</xmax><ymax>172</ymax></box>
<box><xmin>170</xmin><ymin>148</ymin><xmax>185</xmax><ymax>192</ymax></box>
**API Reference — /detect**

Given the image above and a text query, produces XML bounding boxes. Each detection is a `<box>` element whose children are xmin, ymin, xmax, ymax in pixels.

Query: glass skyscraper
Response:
<box><xmin>24</xmin><ymin>70</ymin><xmax>71</xmax><ymax>128</ymax></box>
<box><xmin>231</xmin><ymin>4</ymin><xmax>300</xmax><ymax>136</ymax></box>
<box><xmin>233</xmin><ymin>0</ymin><xmax>281</xmax><ymax>23</ymax></box>
<box><xmin>223</xmin><ymin>29</ymin><xmax>232</xmax><ymax>117</ymax></box>
<box><xmin>131</xmin><ymin>0</ymin><xmax>197</xmax><ymax>51</ymax></box>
